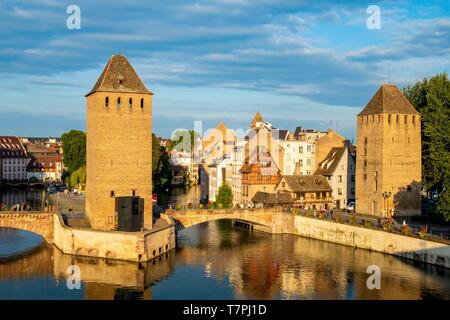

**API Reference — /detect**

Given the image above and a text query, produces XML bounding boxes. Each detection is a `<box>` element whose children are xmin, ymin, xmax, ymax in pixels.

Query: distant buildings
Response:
<box><xmin>0</xmin><ymin>136</ymin><xmax>64</xmax><ymax>183</ymax></box>
<box><xmin>195</xmin><ymin>110</ymin><xmax>357</xmax><ymax>209</ymax></box>
<box><xmin>0</xmin><ymin>136</ymin><xmax>30</xmax><ymax>182</ymax></box>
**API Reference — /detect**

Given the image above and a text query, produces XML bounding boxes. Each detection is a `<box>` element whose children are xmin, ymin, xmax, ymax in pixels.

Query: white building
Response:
<box><xmin>208</xmin><ymin>155</ymin><xmax>232</xmax><ymax>202</ymax></box>
<box><xmin>229</xmin><ymin>140</ymin><xmax>247</xmax><ymax>205</ymax></box>
<box><xmin>314</xmin><ymin>141</ymin><xmax>356</xmax><ymax>209</ymax></box>
<box><xmin>279</xmin><ymin>139</ymin><xmax>316</xmax><ymax>175</ymax></box>
<box><xmin>26</xmin><ymin>155</ymin><xmax>63</xmax><ymax>182</ymax></box>
<box><xmin>275</xmin><ymin>128</ymin><xmax>327</xmax><ymax>176</ymax></box>
<box><xmin>0</xmin><ymin>136</ymin><xmax>30</xmax><ymax>181</ymax></box>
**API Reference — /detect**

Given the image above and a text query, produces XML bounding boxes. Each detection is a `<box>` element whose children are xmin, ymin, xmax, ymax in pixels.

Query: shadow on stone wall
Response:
<box><xmin>393</xmin><ymin>180</ymin><xmax>421</xmax><ymax>214</ymax></box>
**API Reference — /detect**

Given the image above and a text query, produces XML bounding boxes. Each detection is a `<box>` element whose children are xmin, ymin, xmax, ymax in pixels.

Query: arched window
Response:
<box><xmin>396</xmin><ymin>115</ymin><xmax>399</xmax><ymax>123</ymax></box>
<box><xmin>412</xmin><ymin>115</ymin><xmax>416</xmax><ymax>125</ymax></box>
<box><xmin>117</xmin><ymin>97</ymin><xmax>121</xmax><ymax>111</ymax></box>
<box><xmin>388</xmin><ymin>114</ymin><xmax>391</xmax><ymax>124</ymax></box>
<box><xmin>129</xmin><ymin>98</ymin><xmax>133</xmax><ymax>110</ymax></box>
<box><xmin>140</xmin><ymin>98</ymin><xmax>144</xmax><ymax>110</ymax></box>
<box><xmin>105</xmin><ymin>97</ymin><xmax>109</xmax><ymax>110</ymax></box>
<box><xmin>404</xmin><ymin>115</ymin><xmax>407</xmax><ymax>124</ymax></box>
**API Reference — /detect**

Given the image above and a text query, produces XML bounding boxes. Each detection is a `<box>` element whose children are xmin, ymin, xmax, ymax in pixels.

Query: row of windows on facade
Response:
<box><xmin>1</xmin><ymin>150</ymin><xmax>25</xmax><ymax>157</ymax></box>
<box><xmin>2</xmin><ymin>158</ymin><xmax>28</xmax><ymax>165</ymax></box>
<box><xmin>285</xmin><ymin>144</ymin><xmax>314</xmax><ymax>153</ymax></box>
<box><xmin>3</xmin><ymin>167</ymin><xmax>26</xmax><ymax>173</ymax></box>
<box><xmin>360</xmin><ymin>114</ymin><xmax>417</xmax><ymax>125</ymax></box>
<box><xmin>104</xmin><ymin>97</ymin><xmax>145</xmax><ymax>111</ymax></box>
<box><xmin>1</xmin><ymin>173</ymin><xmax>27</xmax><ymax>179</ymax></box>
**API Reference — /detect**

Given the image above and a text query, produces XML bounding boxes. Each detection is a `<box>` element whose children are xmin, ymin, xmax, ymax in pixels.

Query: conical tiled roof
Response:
<box><xmin>358</xmin><ymin>84</ymin><xmax>418</xmax><ymax>116</ymax></box>
<box><xmin>86</xmin><ymin>55</ymin><xmax>152</xmax><ymax>97</ymax></box>
<box><xmin>251</xmin><ymin>111</ymin><xmax>264</xmax><ymax>127</ymax></box>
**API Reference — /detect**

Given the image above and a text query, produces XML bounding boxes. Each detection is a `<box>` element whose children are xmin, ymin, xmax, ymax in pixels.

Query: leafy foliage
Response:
<box><xmin>216</xmin><ymin>182</ymin><xmax>233</xmax><ymax>208</ymax></box>
<box><xmin>61</xmin><ymin>130</ymin><xmax>86</xmax><ymax>174</ymax></box>
<box><xmin>66</xmin><ymin>166</ymin><xmax>86</xmax><ymax>189</ymax></box>
<box><xmin>403</xmin><ymin>73</ymin><xmax>450</xmax><ymax>221</ymax></box>
<box><xmin>152</xmin><ymin>134</ymin><xmax>173</xmax><ymax>198</ymax></box>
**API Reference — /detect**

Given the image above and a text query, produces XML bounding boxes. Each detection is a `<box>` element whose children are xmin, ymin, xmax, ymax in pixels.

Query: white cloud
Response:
<box><xmin>11</xmin><ymin>6</ymin><xmax>33</xmax><ymax>18</ymax></box>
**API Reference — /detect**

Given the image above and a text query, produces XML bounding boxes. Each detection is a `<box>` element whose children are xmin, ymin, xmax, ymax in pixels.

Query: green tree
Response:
<box><xmin>152</xmin><ymin>133</ymin><xmax>161</xmax><ymax>173</ymax></box>
<box><xmin>152</xmin><ymin>134</ymin><xmax>173</xmax><ymax>202</ymax></box>
<box><xmin>61</xmin><ymin>130</ymin><xmax>86</xmax><ymax>174</ymax></box>
<box><xmin>403</xmin><ymin>73</ymin><xmax>450</xmax><ymax>220</ymax></box>
<box><xmin>216</xmin><ymin>182</ymin><xmax>233</xmax><ymax>209</ymax></box>
<box><xmin>66</xmin><ymin>165</ymin><xmax>86</xmax><ymax>189</ymax></box>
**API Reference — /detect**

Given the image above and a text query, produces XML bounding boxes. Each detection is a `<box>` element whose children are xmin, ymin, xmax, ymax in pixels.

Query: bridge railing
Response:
<box><xmin>290</xmin><ymin>208</ymin><xmax>450</xmax><ymax>244</ymax></box>
<box><xmin>166</xmin><ymin>206</ymin><xmax>283</xmax><ymax>215</ymax></box>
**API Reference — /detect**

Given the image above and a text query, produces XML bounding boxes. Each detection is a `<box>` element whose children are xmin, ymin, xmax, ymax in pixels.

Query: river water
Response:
<box><xmin>0</xmin><ymin>187</ymin><xmax>450</xmax><ymax>300</ymax></box>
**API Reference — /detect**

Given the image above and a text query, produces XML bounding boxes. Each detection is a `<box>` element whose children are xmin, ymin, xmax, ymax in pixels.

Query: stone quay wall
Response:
<box><xmin>53</xmin><ymin>212</ymin><xmax>175</xmax><ymax>262</ymax></box>
<box><xmin>292</xmin><ymin>215</ymin><xmax>450</xmax><ymax>269</ymax></box>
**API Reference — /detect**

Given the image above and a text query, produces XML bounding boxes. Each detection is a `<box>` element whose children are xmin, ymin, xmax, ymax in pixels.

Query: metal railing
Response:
<box><xmin>289</xmin><ymin>208</ymin><xmax>450</xmax><ymax>244</ymax></box>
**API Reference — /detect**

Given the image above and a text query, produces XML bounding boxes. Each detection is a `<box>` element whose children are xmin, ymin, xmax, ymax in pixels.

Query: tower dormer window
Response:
<box><xmin>129</xmin><ymin>98</ymin><xmax>133</xmax><ymax>110</ymax></box>
<box><xmin>117</xmin><ymin>97</ymin><xmax>121</xmax><ymax>111</ymax></box>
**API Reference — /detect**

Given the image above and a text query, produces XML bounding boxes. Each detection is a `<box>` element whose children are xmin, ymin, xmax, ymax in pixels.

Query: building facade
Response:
<box><xmin>240</xmin><ymin>152</ymin><xmax>281</xmax><ymax>205</ymax></box>
<box><xmin>230</xmin><ymin>140</ymin><xmax>246</xmax><ymax>205</ymax></box>
<box><xmin>315</xmin><ymin>141</ymin><xmax>356</xmax><ymax>209</ymax></box>
<box><xmin>355</xmin><ymin>84</ymin><xmax>421</xmax><ymax>217</ymax></box>
<box><xmin>0</xmin><ymin>136</ymin><xmax>30</xmax><ymax>182</ymax></box>
<box><xmin>26</xmin><ymin>155</ymin><xmax>63</xmax><ymax>182</ymax></box>
<box><xmin>275</xmin><ymin>175</ymin><xmax>333</xmax><ymax>210</ymax></box>
<box><xmin>85</xmin><ymin>55</ymin><xmax>153</xmax><ymax>231</ymax></box>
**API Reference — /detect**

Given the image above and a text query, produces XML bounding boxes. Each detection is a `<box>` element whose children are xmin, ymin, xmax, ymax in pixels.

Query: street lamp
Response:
<box><xmin>382</xmin><ymin>191</ymin><xmax>392</xmax><ymax>218</ymax></box>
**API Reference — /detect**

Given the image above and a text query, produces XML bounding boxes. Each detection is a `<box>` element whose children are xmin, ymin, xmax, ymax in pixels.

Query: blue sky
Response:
<box><xmin>0</xmin><ymin>0</ymin><xmax>449</xmax><ymax>141</ymax></box>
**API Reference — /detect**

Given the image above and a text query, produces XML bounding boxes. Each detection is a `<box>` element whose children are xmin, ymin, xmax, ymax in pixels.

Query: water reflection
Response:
<box><xmin>0</xmin><ymin>188</ymin><xmax>45</xmax><ymax>211</ymax></box>
<box><xmin>0</xmin><ymin>220</ymin><xmax>449</xmax><ymax>300</ymax></box>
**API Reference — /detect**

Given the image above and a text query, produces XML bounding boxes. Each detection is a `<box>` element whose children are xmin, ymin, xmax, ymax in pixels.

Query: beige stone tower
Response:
<box><xmin>85</xmin><ymin>55</ymin><xmax>153</xmax><ymax>230</ymax></box>
<box><xmin>356</xmin><ymin>84</ymin><xmax>421</xmax><ymax>217</ymax></box>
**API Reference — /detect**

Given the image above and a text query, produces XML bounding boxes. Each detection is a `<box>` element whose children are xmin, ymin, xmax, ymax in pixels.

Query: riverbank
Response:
<box><xmin>290</xmin><ymin>214</ymin><xmax>450</xmax><ymax>269</ymax></box>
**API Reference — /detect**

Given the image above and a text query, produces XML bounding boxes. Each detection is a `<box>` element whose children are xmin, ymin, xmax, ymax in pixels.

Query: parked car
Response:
<box><xmin>344</xmin><ymin>202</ymin><xmax>355</xmax><ymax>213</ymax></box>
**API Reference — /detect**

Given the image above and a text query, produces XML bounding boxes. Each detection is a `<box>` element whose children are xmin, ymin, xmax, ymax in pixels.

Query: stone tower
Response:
<box><xmin>356</xmin><ymin>84</ymin><xmax>421</xmax><ymax>217</ymax></box>
<box><xmin>85</xmin><ymin>55</ymin><xmax>153</xmax><ymax>230</ymax></box>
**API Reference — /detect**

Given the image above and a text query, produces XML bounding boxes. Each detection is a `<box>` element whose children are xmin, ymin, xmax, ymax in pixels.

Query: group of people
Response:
<box><xmin>10</xmin><ymin>203</ymin><xmax>29</xmax><ymax>211</ymax></box>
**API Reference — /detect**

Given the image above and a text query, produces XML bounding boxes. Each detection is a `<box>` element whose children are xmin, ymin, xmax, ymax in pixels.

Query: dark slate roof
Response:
<box><xmin>272</xmin><ymin>129</ymin><xmax>289</xmax><ymax>140</ymax></box>
<box><xmin>358</xmin><ymin>84</ymin><xmax>419</xmax><ymax>116</ymax></box>
<box><xmin>314</xmin><ymin>147</ymin><xmax>345</xmax><ymax>176</ymax></box>
<box><xmin>293</xmin><ymin>126</ymin><xmax>303</xmax><ymax>139</ymax></box>
<box><xmin>281</xmin><ymin>175</ymin><xmax>332</xmax><ymax>192</ymax></box>
<box><xmin>86</xmin><ymin>55</ymin><xmax>153</xmax><ymax>97</ymax></box>
<box><xmin>252</xmin><ymin>191</ymin><xmax>292</xmax><ymax>204</ymax></box>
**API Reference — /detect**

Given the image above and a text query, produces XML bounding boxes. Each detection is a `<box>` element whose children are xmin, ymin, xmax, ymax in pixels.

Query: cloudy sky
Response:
<box><xmin>0</xmin><ymin>0</ymin><xmax>449</xmax><ymax>140</ymax></box>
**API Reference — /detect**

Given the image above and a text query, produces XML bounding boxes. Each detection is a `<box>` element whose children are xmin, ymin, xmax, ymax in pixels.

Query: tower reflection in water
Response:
<box><xmin>0</xmin><ymin>220</ymin><xmax>450</xmax><ymax>300</ymax></box>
